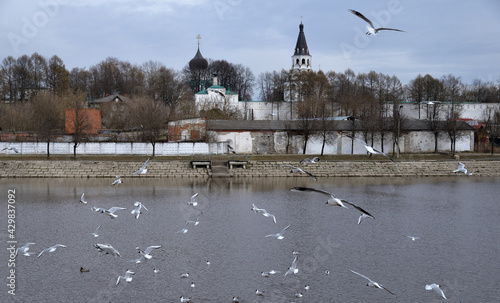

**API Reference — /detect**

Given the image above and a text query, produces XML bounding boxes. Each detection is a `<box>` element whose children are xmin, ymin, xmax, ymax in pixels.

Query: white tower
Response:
<box><xmin>291</xmin><ymin>19</ymin><xmax>312</xmax><ymax>71</ymax></box>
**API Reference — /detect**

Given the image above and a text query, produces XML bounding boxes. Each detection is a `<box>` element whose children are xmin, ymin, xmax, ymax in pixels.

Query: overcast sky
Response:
<box><xmin>1</xmin><ymin>0</ymin><xmax>499</xmax><ymax>92</ymax></box>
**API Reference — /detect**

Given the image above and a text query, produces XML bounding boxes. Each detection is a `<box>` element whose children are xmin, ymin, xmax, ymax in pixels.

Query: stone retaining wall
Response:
<box><xmin>0</xmin><ymin>160</ymin><xmax>498</xmax><ymax>178</ymax></box>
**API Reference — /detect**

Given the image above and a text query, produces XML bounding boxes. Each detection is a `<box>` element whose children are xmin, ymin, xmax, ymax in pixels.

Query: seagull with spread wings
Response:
<box><xmin>349</xmin><ymin>9</ymin><xmax>405</xmax><ymax>35</ymax></box>
<box><xmin>350</xmin><ymin>270</ymin><xmax>396</xmax><ymax>296</ymax></box>
<box><xmin>344</xmin><ymin>135</ymin><xmax>399</xmax><ymax>165</ymax></box>
<box><xmin>282</xmin><ymin>164</ymin><xmax>318</xmax><ymax>180</ymax></box>
<box><xmin>132</xmin><ymin>158</ymin><xmax>150</xmax><ymax>175</ymax></box>
<box><xmin>290</xmin><ymin>187</ymin><xmax>374</xmax><ymax>220</ymax></box>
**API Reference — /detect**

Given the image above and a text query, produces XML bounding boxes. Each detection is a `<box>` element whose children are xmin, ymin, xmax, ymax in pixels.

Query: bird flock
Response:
<box><xmin>15</xmin><ymin>150</ymin><xmax>472</xmax><ymax>300</ymax></box>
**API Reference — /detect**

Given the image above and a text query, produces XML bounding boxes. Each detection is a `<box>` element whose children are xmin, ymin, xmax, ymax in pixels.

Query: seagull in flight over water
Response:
<box><xmin>452</xmin><ymin>162</ymin><xmax>477</xmax><ymax>175</ymax></box>
<box><xmin>284</xmin><ymin>255</ymin><xmax>299</xmax><ymax>276</ymax></box>
<box><xmin>187</xmin><ymin>193</ymin><xmax>199</xmax><ymax>206</ymax></box>
<box><xmin>90</xmin><ymin>225</ymin><xmax>101</xmax><ymax>237</ymax></box>
<box><xmin>116</xmin><ymin>269</ymin><xmax>135</xmax><ymax>285</ymax></box>
<box><xmin>80</xmin><ymin>193</ymin><xmax>87</xmax><ymax>204</ymax></box>
<box><xmin>349</xmin><ymin>9</ymin><xmax>405</xmax><ymax>35</ymax></box>
<box><xmin>38</xmin><ymin>244</ymin><xmax>66</xmax><ymax>258</ymax></box>
<box><xmin>132</xmin><ymin>158</ymin><xmax>150</xmax><ymax>175</ymax></box>
<box><xmin>136</xmin><ymin>245</ymin><xmax>161</xmax><ymax>260</ymax></box>
<box><xmin>290</xmin><ymin>187</ymin><xmax>374</xmax><ymax>220</ymax></box>
<box><xmin>251</xmin><ymin>203</ymin><xmax>277</xmax><ymax>223</ymax></box>
<box><xmin>92</xmin><ymin>206</ymin><xmax>127</xmax><ymax>219</ymax></box>
<box><xmin>131</xmin><ymin>201</ymin><xmax>148</xmax><ymax>219</ymax></box>
<box><xmin>94</xmin><ymin>243</ymin><xmax>121</xmax><ymax>257</ymax></box>
<box><xmin>425</xmin><ymin>283</ymin><xmax>447</xmax><ymax>300</ymax></box>
<box><xmin>266</xmin><ymin>224</ymin><xmax>291</xmax><ymax>240</ymax></box>
<box><xmin>350</xmin><ymin>270</ymin><xmax>396</xmax><ymax>296</ymax></box>
<box><xmin>112</xmin><ymin>176</ymin><xmax>123</xmax><ymax>186</ymax></box>
<box><xmin>344</xmin><ymin>135</ymin><xmax>399</xmax><ymax>165</ymax></box>
<box><xmin>282</xmin><ymin>164</ymin><xmax>318</xmax><ymax>180</ymax></box>
<box><xmin>16</xmin><ymin>242</ymin><xmax>36</xmax><ymax>257</ymax></box>
<box><xmin>300</xmin><ymin>157</ymin><xmax>320</xmax><ymax>165</ymax></box>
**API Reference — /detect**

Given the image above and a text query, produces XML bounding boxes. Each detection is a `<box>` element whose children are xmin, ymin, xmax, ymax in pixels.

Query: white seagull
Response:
<box><xmin>187</xmin><ymin>193</ymin><xmax>199</xmax><ymax>206</ymax></box>
<box><xmin>266</xmin><ymin>224</ymin><xmax>291</xmax><ymax>240</ymax></box>
<box><xmin>177</xmin><ymin>221</ymin><xmax>192</xmax><ymax>234</ymax></box>
<box><xmin>344</xmin><ymin>135</ymin><xmax>399</xmax><ymax>165</ymax></box>
<box><xmin>38</xmin><ymin>244</ymin><xmax>66</xmax><ymax>258</ymax></box>
<box><xmin>290</xmin><ymin>187</ymin><xmax>375</xmax><ymax>220</ymax></box>
<box><xmin>187</xmin><ymin>212</ymin><xmax>203</xmax><ymax>226</ymax></box>
<box><xmin>90</xmin><ymin>225</ymin><xmax>101</xmax><ymax>237</ymax></box>
<box><xmin>79</xmin><ymin>193</ymin><xmax>87</xmax><ymax>204</ymax></box>
<box><xmin>180</xmin><ymin>273</ymin><xmax>189</xmax><ymax>278</ymax></box>
<box><xmin>132</xmin><ymin>157</ymin><xmax>150</xmax><ymax>175</ymax></box>
<box><xmin>251</xmin><ymin>203</ymin><xmax>277</xmax><ymax>223</ymax></box>
<box><xmin>425</xmin><ymin>283</ymin><xmax>447</xmax><ymax>300</ymax></box>
<box><xmin>358</xmin><ymin>213</ymin><xmax>374</xmax><ymax>225</ymax></box>
<box><xmin>92</xmin><ymin>206</ymin><xmax>127</xmax><ymax>219</ymax></box>
<box><xmin>180</xmin><ymin>296</ymin><xmax>191</xmax><ymax>302</ymax></box>
<box><xmin>255</xmin><ymin>289</ymin><xmax>265</xmax><ymax>296</ymax></box>
<box><xmin>349</xmin><ymin>9</ymin><xmax>405</xmax><ymax>35</ymax></box>
<box><xmin>350</xmin><ymin>270</ymin><xmax>396</xmax><ymax>296</ymax></box>
<box><xmin>453</xmin><ymin>162</ymin><xmax>473</xmax><ymax>175</ymax></box>
<box><xmin>282</xmin><ymin>164</ymin><xmax>318</xmax><ymax>180</ymax></box>
<box><xmin>1</xmin><ymin>146</ymin><xmax>20</xmax><ymax>153</ymax></box>
<box><xmin>128</xmin><ymin>256</ymin><xmax>145</xmax><ymax>264</ymax></box>
<box><xmin>112</xmin><ymin>176</ymin><xmax>123</xmax><ymax>186</ymax></box>
<box><xmin>136</xmin><ymin>245</ymin><xmax>161</xmax><ymax>260</ymax></box>
<box><xmin>131</xmin><ymin>201</ymin><xmax>148</xmax><ymax>219</ymax></box>
<box><xmin>116</xmin><ymin>269</ymin><xmax>135</xmax><ymax>285</ymax></box>
<box><xmin>94</xmin><ymin>243</ymin><xmax>121</xmax><ymax>257</ymax></box>
<box><xmin>300</xmin><ymin>157</ymin><xmax>320</xmax><ymax>165</ymax></box>
<box><xmin>405</xmin><ymin>235</ymin><xmax>420</xmax><ymax>241</ymax></box>
<box><xmin>15</xmin><ymin>242</ymin><xmax>36</xmax><ymax>257</ymax></box>
<box><xmin>285</xmin><ymin>255</ymin><xmax>299</xmax><ymax>276</ymax></box>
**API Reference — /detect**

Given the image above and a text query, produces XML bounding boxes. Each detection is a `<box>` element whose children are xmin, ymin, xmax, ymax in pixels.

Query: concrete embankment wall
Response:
<box><xmin>0</xmin><ymin>160</ymin><xmax>498</xmax><ymax>178</ymax></box>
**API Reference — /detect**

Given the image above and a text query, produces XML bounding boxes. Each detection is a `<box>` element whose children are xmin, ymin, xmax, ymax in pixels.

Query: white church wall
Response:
<box><xmin>216</xmin><ymin>131</ymin><xmax>253</xmax><ymax>154</ymax></box>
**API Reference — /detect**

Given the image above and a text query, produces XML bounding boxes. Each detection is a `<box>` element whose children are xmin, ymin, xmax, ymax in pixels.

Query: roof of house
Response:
<box><xmin>206</xmin><ymin>119</ymin><xmax>475</xmax><ymax>132</ymax></box>
<box><xmin>89</xmin><ymin>94</ymin><xmax>131</xmax><ymax>104</ymax></box>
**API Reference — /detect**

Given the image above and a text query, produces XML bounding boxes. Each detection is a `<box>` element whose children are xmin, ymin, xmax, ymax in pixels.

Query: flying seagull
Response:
<box><xmin>358</xmin><ymin>213</ymin><xmax>374</xmax><ymax>225</ymax></box>
<box><xmin>38</xmin><ymin>244</ymin><xmax>66</xmax><ymax>258</ymax></box>
<box><xmin>405</xmin><ymin>235</ymin><xmax>420</xmax><ymax>241</ymax></box>
<box><xmin>90</xmin><ymin>225</ymin><xmax>101</xmax><ymax>237</ymax></box>
<box><xmin>290</xmin><ymin>187</ymin><xmax>374</xmax><ymax>219</ymax></box>
<box><xmin>1</xmin><ymin>146</ymin><xmax>20</xmax><ymax>153</ymax></box>
<box><xmin>452</xmin><ymin>162</ymin><xmax>477</xmax><ymax>175</ymax></box>
<box><xmin>187</xmin><ymin>193</ymin><xmax>199</xmax><ymax>206</ymax></box>
<box><xmin>251</xmin><ymin>203</ymin><xmax>277</xmax><ymax>223</ymax></box>
<box><xmin>187</xmin><ymin>212</ymin><xmax>203</xmax><ymax>226</ymax></box>
<box><xmin>136</xmin><ymin>245</ymin><xmax>161</xmax><ymax>260</ymax></box>
<box><xmin>349</xmin><ymin>9</ymin><xmax>405</xmax><ymax>35</ymax></box>
<box><xmin>282</xmin><ymin>164</ymin><xmax>318</xmax><ymax>180</ymax></box>
<box><xmin>79</xmin><ymin>193</ymin><xmax>87</xmax><ymax>204</ymax></box>
<box><xmin>116</xmin><ymin>269</ymin><xmax>135</xmax><ymax>285</ymax></box>
<box><xmin>350</xmin><ymin>270</ymin><xmax>396</xmax><ymax>296</ymax></box>
<box><xmin>266</xmin><ymin>224</ymin><xmax>291</xmax><ymax>240</ymax></box>
<box><xmin>112</xmin><ymin>176</ymin><xmax>123</xmax><ymax>186</ymax></box>
<box><xmin>284</xmin><ymin>255</ymin><xmax>299</xmax><ymax>276</ymax></box>
<box><xmin>300</xmin><ymin>157</ymin><xmax>320</xmax><ymax>165</ymax></box>
<box><xmin>94</xmin><ymin>243</ymin><xmax>121</xmax><ymax>257</ymax></box>
<box><xmin>15</xmin><ymin>242</ymin><xmax>36</xmax><ymax>257</ymax></box>
<box><xmin>92</xmin><ymin>206</ymin><xmax>127</xmax><ymax>219</ymax></box>
<box><xmin>425</xmin><ymin>283</ymin><xmax>447</xmax><ymax>300</ymax></box>
<box><xmin>132</xmin><ymin>158</ymin><xmax>150</xmax><ymax>175</ymax></box>
<box><xmin>344</xmin><ymin>135</ymin><xmax>399</xmax><ymax>165</ymax></box>
<box><xmin>131</xmin><ymin>201</ymin><xmax>148</xmax><ymax>219</ymax></box>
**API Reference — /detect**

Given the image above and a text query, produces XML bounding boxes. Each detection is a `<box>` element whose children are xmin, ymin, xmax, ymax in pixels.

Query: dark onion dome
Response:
<box><xmin>189</xmin><ymin>46</ymin><xmax>208</xmax><ymax>70</ymax></box>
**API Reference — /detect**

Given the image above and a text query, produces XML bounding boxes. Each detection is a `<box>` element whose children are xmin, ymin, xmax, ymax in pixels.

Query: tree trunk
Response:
<box><xmin>434</xmin><ymin>132</ymin><xmax>439</xmax><ymax>153</ymax></box>
<box><xmin>46</xmin><ymin>141</ymin><xmax>50</xmax><ymax>158</ymax></box>
<box><xmin>73</xmin><ymin>142</ymin><xmax>78</xmax><ymax>159</ymax></box>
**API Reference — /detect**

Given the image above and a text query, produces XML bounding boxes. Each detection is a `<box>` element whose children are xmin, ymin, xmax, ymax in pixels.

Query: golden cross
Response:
<box><xmin>300</xmin><ymin>16</ymin><xmax>303</xmax><ymax>24</ymax></box>
<box><xmin>196</xmin><ymin>34</ymin><xmax>202</xmax><ymax>45</ymax></box>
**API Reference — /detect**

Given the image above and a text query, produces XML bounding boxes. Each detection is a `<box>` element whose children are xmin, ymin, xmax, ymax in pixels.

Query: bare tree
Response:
<box><xmin>442</xmin><ymin>102</ymin><xmax>464</xmax><ymax>156</ymax></box>
<box><xmin>31</xmin><ymin>92</ymin><xmax>64</xmax><ymax>157</ymax></box>
<box><xmin>425</xmin><ymin>102</ymin><xmax>442</xmax><ymax>153</ymax></box>
<box><xmin>131</xmin><ymin>98</ymin><xmax>169</xmax><ymax>156</ymax></box>
<box><xmin>65</xmin><ymin>91</ymin><xmax>93</xmax><ymax>158</ymax></box>
<box><xmin>483</xmin><ymin>106</ymin><xmax>500</xmax><ymax>155</ymax></box>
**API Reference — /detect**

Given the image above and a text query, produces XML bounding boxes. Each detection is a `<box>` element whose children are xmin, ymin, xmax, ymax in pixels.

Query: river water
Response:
<box><xmin>1</xmin><ymin>177</ymin><xmax>499</xmax><ymax>302</ymax></box>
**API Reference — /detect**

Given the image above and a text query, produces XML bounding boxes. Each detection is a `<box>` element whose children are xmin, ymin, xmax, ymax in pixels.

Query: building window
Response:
<box><xmin>302</xmin><ymin>58</ymin><xmax>306</xmax><ymax>64</ymax></box>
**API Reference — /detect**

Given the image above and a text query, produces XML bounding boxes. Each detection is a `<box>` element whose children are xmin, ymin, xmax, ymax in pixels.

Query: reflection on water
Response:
<box><xmin>1</xmin><ymin>177</ymin><xmax>499</xmax><ymax>303</ymax></box>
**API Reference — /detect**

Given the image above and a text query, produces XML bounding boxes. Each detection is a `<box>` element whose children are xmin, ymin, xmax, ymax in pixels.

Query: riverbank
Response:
<box><xmin>1</xmin><ymin>154</ymin><xmax>499</xmax><ymax>178</ymax></box>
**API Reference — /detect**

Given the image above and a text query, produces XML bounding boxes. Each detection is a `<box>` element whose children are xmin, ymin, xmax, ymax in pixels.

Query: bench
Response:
<box><xmin>191</xmin><ymin>161</ymin><xmax>211</xmax><ymax>169</ymax></box>
<box><xmin>228</xmin><ymin>161</ymin><xmax>247</xmax><ymax>169</ymax></box>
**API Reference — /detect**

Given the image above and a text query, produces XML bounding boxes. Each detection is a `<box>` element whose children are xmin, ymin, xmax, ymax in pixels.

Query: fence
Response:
<box><xmin>0</xmin><ymin>141</ymin><xmax>229</xmax><ymax>156</ymax></box>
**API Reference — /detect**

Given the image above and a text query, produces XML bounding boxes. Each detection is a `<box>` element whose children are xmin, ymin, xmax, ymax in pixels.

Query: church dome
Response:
<box><xmin>189</xmin><ymin>46</ymin><xmax>208</xmax><ymax>70</ymax></box>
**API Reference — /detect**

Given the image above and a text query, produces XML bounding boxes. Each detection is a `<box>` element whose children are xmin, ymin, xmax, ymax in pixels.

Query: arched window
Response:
<box><xmin>296</xmin><ymin>59</ymin><xmax>299</xmax><ymax>64</ymax></box>
<box><xmin>302</xmin><ymin>58</ymin><xmax>306</xmax><ymax>64</ymax></box>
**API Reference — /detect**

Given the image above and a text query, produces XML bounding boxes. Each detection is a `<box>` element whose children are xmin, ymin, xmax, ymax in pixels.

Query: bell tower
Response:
<box><xmin>291</xmin><ymin>17</ymin><xmax>312</xmax><ymax>71</ymax></box>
